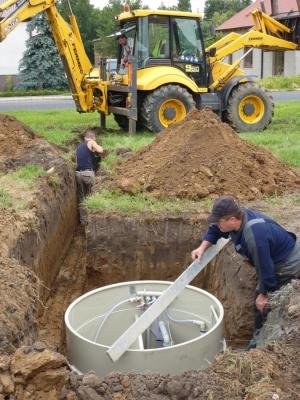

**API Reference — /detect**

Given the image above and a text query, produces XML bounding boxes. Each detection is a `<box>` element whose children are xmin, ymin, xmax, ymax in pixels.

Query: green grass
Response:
<box><xmin>0</xmin><ymin>188</ymin><xmax>13</xmax><ymax>208</ymax></box>
<box><xmin>240</xmin><ymin>101</ymin><xmax>300</xmax><ymax>166</ymax></box>
<box><xmin>0</xmin><ymin>164</ymin><xmax>47</xmax><ymax>209</ymax></box>
<box><xmin>12</xmin><ymin>164</ymin><xmax>47</xmax><ymax>181</ymax></box>
<box><xmin>84</xmin><ymin>189</ymin><xmax>198</xmax><ymax>214</ymax></box>
<box><xmin>100</xmin><ymin>132</ymin><xmax>153</xmax><ymax>172</ymax></box>
<box><xmin>259</xmin><ymin>75</ymin><xmax>300</xmax><ymax>90</ymax></box>
<box><xmin>6</xmin><ymin>110</ymin><xmax>114</xmax><ymax>145</ymax></box>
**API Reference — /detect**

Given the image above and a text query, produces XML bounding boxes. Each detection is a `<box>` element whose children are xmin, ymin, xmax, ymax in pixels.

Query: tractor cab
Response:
<box><xmin>117</xmin><ymin>10</ymin><xmax>208</xmax><ymax>87</ymax></box>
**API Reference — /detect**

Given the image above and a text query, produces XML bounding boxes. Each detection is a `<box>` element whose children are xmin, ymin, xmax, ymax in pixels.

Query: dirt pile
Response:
<box><xmin>114</xmin><ymin>109</ymin><xmax>300</xmax><ymax>201</ymax></box>
<box><xmin>0</xmin><ymin>114</ymin><xmax>67</xmax><ymax>174</ymax></box>
<box><xmin>0</xmin><ymin>115</ymin><xmax>37</xmax><ymax>172</ymax></box>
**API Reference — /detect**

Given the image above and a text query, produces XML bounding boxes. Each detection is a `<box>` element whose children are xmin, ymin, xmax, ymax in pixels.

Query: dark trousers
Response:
<box><xmin>253</xmin><ymin>242</ymin><xmax>300</xmax><ymax>333</ymax></box>
<box><xmin>254</xmin><ymin>289</ymin><xmax>270</xmax><ymax>332</ymax></box>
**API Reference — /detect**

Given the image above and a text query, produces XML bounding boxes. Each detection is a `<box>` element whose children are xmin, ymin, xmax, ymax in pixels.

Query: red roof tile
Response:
<box><xmin>217</xmin><ymin>0</ymin><xmax>300</xmax><ymax>31</ymax></box>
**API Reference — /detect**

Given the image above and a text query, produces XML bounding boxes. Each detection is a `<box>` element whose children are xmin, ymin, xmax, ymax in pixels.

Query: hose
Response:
<box><xmin>93</xmin><ymin>296</ymin><xmax>157</xmax><ymax>343</ymax></box>
<box><xmin>93</xmin><ymin>298</ymin><xmax>131</xmax><ymax>343</ymax></box>
<box><xmin>166</xmin><ymin>309</ymin><xmax>207</xmax><ymax>332</ymax></box>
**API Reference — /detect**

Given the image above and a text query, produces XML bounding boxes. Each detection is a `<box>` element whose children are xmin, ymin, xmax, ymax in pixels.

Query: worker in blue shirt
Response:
<box><xmin>191</xmin><ymin>196</ymin><xmax>300</xmax><ymax>350</ymax></box>
<box><xmin>76</xmin><ymin>130</ymin><xmax>103</xmax><ymax>202</ymax></box>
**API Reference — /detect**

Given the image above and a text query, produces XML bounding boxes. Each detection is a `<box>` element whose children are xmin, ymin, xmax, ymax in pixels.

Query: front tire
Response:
<box><xmin>226</xmin><ymin>82</ymin><xmax>274</xmax><ymax>132</ymax></box>
<box><xmin>141</xmin><ymin>85</ymin><xmax>195</xmax><ymax>133</ymax></box>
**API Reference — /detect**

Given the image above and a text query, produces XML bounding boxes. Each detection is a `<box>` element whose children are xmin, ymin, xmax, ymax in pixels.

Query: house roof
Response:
<box><xmin>217</xmin><ymin>0</ymin><xmax>300</xmax><ymax>31</ymax></box>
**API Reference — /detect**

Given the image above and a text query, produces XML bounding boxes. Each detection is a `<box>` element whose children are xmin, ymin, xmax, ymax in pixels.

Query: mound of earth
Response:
<box><xmin>114</xmin><ymin>109</ymin><xmax>300</xmax><ymax>201</ymax></box>
<box><xmin>0</xmin><ymin>115</ymin><xmax>37</xmax><ymax>171</ymax></box>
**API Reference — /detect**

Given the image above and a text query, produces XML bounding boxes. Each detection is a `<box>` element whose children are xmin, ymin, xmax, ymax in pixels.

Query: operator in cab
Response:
<box><xmin>116</xmin><ymin>33</ymin><xmax>132</xmax><ymax>73</ymax></box>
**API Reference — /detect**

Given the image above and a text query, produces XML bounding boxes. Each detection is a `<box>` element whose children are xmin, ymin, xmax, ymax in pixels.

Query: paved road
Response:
<box><xmin>271</xmin><ymin>90</ymin><xmax>300</xmax><ymax>101</ymax></box>
<box><xmin>0</xmin><ymin>95</ymin><xmax>75</xmax><ymax>111</ymax></box>
<box><xmin>0</xmin><ymin>91</ymin><xmax>299</xmax><ymax>112</ymax></box>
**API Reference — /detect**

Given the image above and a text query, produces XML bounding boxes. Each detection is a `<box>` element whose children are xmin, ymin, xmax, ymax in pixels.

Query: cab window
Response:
<box><xmin>149</xmin><ymin>16</ymin><xmax>170</xmax><ymax>58</ymax></box>
<box><xmin>172</xmin><ymin>18</ymin><xmax>203</xmax><ymax>62</ymax></box>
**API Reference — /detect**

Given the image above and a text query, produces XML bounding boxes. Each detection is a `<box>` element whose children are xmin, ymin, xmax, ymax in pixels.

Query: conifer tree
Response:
<box><xmin>18</xmin><ymin>14</ymin><xmax>68</xmax><ymax>90</ymax></box>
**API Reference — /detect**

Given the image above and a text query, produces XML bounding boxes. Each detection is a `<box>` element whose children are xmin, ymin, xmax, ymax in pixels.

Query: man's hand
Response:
<box><xmin>191</xmin><ymin>240</ymin><xmax>212</xmax><ymax>261</ymax></box>
<box><xmin>255</xmin><ymin>293</ymin><xmax>269</xmax><ymax>313</ymax></box>
<box><xmin>191</xmin><ymin>247</ymin><xmax>204</xmax><ymax>261</ymax></box>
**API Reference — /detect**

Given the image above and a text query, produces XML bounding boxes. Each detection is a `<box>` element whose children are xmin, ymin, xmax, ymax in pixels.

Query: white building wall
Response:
<box><xmin>243</xmin><ymin>49</ymin><xmax>262</xmax><ymax>78</ymax></box>
<box><xmin>262</xmin><ymin>51</ymin><xmax>273</xmax><ymax>77</ymax></box>
<box><xmin>0</xmin><ymin>25</ymin><xmax>27</xmax><ymax>75</ymax></box>
<box><xmin>284</xmin><ymin>50</ymin><xmax>300</xmax><ymax>76</ymax></box>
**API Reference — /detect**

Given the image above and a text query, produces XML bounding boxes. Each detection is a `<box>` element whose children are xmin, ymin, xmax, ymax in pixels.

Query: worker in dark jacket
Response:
<box><xmin>76</xmin><ymin>130</ymin><xmax>103</xmax><ymax>202</ymax></box>
<box><xmin>191</xmin><ymin>196</ymin><xmax>300</xmax><ymax>350</ymax></box>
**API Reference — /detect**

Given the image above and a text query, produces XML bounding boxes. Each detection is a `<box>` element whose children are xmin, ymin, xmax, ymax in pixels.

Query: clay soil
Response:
<box><xmin>0</xmin><ymin>113</ymin><xmax>300</xmax><ymax>399</ymax></box>
<box><xmin>114</xmin><ymin>108</ymin><xmax>300</xmax><ymax>201</ymax></box>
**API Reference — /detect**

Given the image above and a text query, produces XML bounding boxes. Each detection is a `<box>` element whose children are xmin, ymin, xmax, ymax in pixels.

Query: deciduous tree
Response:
<box><xmin>177</xmin><ymin>0</ymin><xmax>192</xmax><ymax>11</ymax></box>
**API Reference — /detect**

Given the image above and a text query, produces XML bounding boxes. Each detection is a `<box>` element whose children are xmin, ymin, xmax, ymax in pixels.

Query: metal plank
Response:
<box><xmin>107</xmin><ymin>238</ymin><xmax>229</xmax><ymax>362</ymax></box>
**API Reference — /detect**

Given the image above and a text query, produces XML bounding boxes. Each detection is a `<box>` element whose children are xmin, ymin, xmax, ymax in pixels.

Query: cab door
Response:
<box><xmin>171</xmin><ymin>17</ymin><xmax>207</xmax><ymax>88</ymax></box>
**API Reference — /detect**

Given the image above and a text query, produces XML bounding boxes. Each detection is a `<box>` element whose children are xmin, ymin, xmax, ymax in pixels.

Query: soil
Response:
<box><xmin>114</xmin><ymin>108</ymin><xmax>300</xmax><ymax>201</ymax></box>
<box><xmin>0</xmin><ymin>113</ymin><xmax>77</xmax><ymax>352</ymax></box>
<box><xmin>0</xmin><ymin>113</ymin><xmax>300</xmax><ymax>399</ymax></box>
<box><xmin>1</xmin><ymin>280</ymin><xmax>299</xmax><ymax>400</ymax></box>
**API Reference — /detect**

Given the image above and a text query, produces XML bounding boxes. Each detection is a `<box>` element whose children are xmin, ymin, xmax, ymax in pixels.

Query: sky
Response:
<box><xmin>0</xmin><ymin>0</ymin><xmax>205</xmax><ymax>75</ymax></box>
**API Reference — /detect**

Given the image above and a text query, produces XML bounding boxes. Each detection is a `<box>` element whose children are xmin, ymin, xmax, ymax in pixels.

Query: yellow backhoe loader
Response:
<box><xmin>0</xmin><ymin>0</ymin><xmax>299</xmax><ymax>133</ymax></box>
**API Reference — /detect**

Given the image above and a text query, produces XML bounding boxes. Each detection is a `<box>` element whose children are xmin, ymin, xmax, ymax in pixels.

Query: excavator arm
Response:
<box><xmin>0</xmin><ymin>0</ymin><xmax>108</xmax><ymax>113</ymax></box>
<box><xmin>207</xmin><ymin>9</ymin><xmax>299</xmax><ymax>89</ymax></box>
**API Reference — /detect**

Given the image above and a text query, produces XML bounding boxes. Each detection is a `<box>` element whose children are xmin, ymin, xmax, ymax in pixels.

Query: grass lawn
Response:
<box><xmin>241</xmin><ymin>101</ymin><xmax>300</xmax><ymax>166</ymax></box>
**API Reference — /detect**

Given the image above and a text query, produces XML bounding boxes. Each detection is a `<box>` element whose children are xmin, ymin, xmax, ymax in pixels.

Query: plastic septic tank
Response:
<box><xmin>65</xmin><ymin>280</ymin><xmax>225</xmax><ymax>377</ymax></box>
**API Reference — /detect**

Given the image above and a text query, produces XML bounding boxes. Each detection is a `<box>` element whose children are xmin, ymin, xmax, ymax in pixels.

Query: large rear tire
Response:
<box><xmin>226</xmin><ymin>82</ymin><xmax>274</xmax><ymax>132</ymax></box>
<box><xmin>114</xmin><ymin>114</ymin><xmax>143</xmax><ymax>131</ymax></box>
<box><xmin>141</xmin><ymin>85</ymin><xmax>195</xmax><ymax>133</ymax></box>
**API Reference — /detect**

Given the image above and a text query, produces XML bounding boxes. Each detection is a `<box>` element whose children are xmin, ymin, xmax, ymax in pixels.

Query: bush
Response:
<box><xmin>259</xmin><ymin>75</ymin><xmax>300</xmax><ymax>90</ymax></box>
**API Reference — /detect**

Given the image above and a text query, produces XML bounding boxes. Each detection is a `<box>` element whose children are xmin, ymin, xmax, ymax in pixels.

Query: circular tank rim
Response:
<box><xmin>65</xmin><ymin>280</ymin><xmax>224</xmax><ymax>352</ymax></box>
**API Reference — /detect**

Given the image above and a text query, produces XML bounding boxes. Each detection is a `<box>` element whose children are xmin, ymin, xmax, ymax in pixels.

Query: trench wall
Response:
<box><xmin>10</xmin><ymin>165</ymin><xmax>78</xmax><ymax>297</ymax></box>
<box><xmin>85</xmin><ymin>211</ymin><xmax>256</xmax><ymax>344</ymax></box>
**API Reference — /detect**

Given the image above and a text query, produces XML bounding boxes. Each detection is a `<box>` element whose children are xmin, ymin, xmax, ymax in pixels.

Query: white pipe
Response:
<box><xmin>135</xmin><ymin>312</ymin><xmax>144</xmax><ymax>350</ymax></box>
<box><xmin>158</xmin><ymin>321</ymin><xmax>171</xmax><ymax>347</ymax></box>
<box><xmin>166</xmin><ymin>309</ymin><xmax>207</xmax><ymax>332</ymax></box>
<box><xmin>210</xmin><ymin>305</ymin><xmax>219</xmax><ymax>324</ymax></box>
<box><xmin>136</xmin><ymin>290</ymin><xmax>162</xmax><ymax>297</ymax></box>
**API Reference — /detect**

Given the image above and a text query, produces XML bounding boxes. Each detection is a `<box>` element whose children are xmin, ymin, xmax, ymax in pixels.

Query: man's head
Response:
<box><xmin>117</xmin><ymin>34</ymin><xmax>127</xmax><ymax>45</ymax></box>
<box><xmin>208</xmin><ymin>196</ymin><xmax>243</xmax><ymax>232</ymax></box>
<box><xmin>84</xmin><ymin>130</ymin><xmax>96</xmax><ymax>141</ymax></box>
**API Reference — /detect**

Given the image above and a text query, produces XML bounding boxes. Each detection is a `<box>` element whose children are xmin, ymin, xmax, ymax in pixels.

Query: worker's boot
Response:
<box><xmin>245</xmin><ymin>329</ymin><xmax>260</xmax><ymax>351</ymax></box>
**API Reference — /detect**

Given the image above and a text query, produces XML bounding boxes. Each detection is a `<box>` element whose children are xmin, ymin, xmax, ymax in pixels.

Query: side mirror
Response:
<box><xmin>209</xmin><ymin>47</ymin><xmax>216</xmax><ymax>57</ymax></box>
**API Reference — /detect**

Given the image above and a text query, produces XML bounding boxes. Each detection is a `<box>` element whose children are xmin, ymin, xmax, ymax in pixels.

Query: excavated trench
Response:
<box><xmin>1</xmin><ymin>111</ymin><xmax>300</xmax><ymax>398</ymax></box>
<box><xmin>2</xmin><ymin>174</ymin><xmax>300</xmax><ymax>399</ymax></box>
<box><xmin>38</xmin><ymin>202</ymin><xmax>256</xmax><ymax>356</ymax></box>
